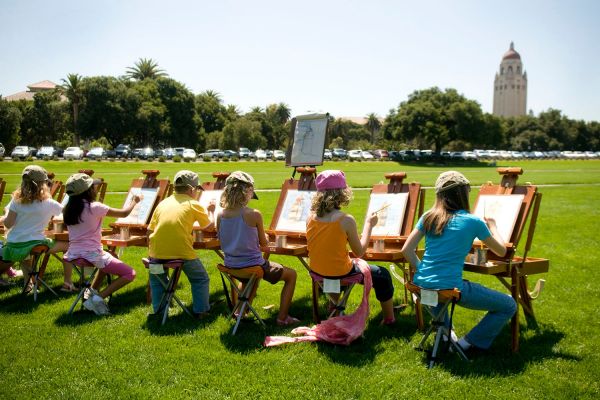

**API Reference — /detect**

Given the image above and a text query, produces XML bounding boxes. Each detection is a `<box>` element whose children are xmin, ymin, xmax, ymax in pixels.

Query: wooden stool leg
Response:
<box><xmin>511</xmin><ymin>265</ymin><xmax>520</xmax><ymax>353</ymax></box>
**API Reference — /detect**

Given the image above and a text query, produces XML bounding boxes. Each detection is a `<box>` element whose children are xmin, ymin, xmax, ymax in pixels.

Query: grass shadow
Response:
<box><xmin>0</xmin><ymin>284</ymin><xmax>66</xmax><ymax>313</ymax></box>
<box><xmin>141</xmin><ymin>293</ymin><xmax>224</xmax><ymax>336</ymax></box>
<box><xmin>421</xmin><ymin>323</ymin><xmax>577</xmax><ymax>376</ymax></box>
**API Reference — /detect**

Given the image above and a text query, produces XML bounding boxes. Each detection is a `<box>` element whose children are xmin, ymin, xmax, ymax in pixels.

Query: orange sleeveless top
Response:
<box><xmin>307</xmin><ymin>215</ymin><xmax>353</xmax><ymax>277</ymax></box>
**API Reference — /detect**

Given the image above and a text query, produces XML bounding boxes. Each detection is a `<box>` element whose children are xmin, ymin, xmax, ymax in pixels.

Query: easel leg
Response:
<box><xmin>511</xmin><ymin>266</ymin><xmax>520</xmax><ymax>353</ymax></box>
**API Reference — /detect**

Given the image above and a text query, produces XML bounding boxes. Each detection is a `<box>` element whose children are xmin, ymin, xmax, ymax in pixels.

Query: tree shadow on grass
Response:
<box><xmin>421</xmin><ymin>324</ymin><xmax>577</xmax><ymax>376</ymax></box>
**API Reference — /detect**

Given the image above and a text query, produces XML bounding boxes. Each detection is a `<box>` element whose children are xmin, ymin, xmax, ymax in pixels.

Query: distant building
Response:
<box><xmin>4</xmin><ymin>80</ymin><xmax>63</xmax><ymax>101</ymax></box>
<box><xmin>493</xmin><ymin>42</ymin><xmax>527</xmax><ymax>117</ymax></box>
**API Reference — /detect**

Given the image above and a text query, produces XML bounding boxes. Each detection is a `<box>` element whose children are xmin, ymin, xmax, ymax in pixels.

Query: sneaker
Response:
<box><xmin>83</xmin><ymin>287</ymin><xmax>99</xmax><ymax>301</ymax></box>
<box><xmin>83</xmin><ymin>297</ymin><xmax>101</xmax><ymax>315</ymax></box>
<box><xmin>92</xmin><ymin>295</ymin><xmax>110</xmax><ymax>315</ymax></box>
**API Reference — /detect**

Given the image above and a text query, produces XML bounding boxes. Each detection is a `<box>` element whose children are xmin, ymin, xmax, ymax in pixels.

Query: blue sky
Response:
<box><xmin>1</xmin><ymin>0</ymin><xmax>598</xmax><ymax>121</ymax></box>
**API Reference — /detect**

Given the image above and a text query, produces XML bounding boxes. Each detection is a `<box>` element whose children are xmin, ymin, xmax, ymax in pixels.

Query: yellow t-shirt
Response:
<box><xmin>148</xmin><ymin>194</ymin><xmax>210</xmax><ymax>260</ymax></box>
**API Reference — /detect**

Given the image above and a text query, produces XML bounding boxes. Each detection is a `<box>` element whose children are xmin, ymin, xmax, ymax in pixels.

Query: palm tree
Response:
<box><xmin>366</xmin><ymin>113</ymin><xmax>382</xmax><ymax>144</ymax></box>
<box><xmin>202</xmin><ymin>90</ymin><xmax>222</xmax><ymax>103</ymax></box>
<box><xmin>60</xmin><ymin>73</ymin><xmax>83</xmax><ymax>146</ymax></box>
<box><xmin>126</xmin><ymin>58</ymin><xmax>167</xmax><ymax>80</ymax></box>
<box><xmin>275</xmin><ymin>102</ymin><xmax>291</xmax><ymax>124</ymax></box>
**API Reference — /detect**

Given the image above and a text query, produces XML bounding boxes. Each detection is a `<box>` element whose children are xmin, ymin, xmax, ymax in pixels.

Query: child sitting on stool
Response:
<box><xmin>307</xmin><ymin>170</ymin><xmax>396</xmax><ymax>325</ymax></box>
<box><xmin>63</xmin><ymin>173</ymin><xmax>140</xmax><ymax>315</ymax></box>
<box><xmin>217</xmin><ymin>171</ymin><xmax>299</xmax><ymax>326</ymax></box>
<box><xmin>147</xmin><ymin>170</ymin><xmax>214</xmax><ymax>318</ymax></box>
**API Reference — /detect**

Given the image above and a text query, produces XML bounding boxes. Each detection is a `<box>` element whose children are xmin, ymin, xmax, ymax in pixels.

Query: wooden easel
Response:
<box><xmin>264</xmin><ymin>167</ymin><xmax>316</xmax><ymax>267</ymax></box>
<box><xmin>47</xmin><ymin>172</ymin><xmax>64</xmax><ymax>201</ymax></box>
<box><xmin>354</xmin><ymin>172</ymin><xmax>425</xmax><ymax>309</ymax></box>
<box><xmin>102</xmin><ymin>170</ymin><xmax>170</xmax><ymax>251</ymax></box>
<box><xmin>192</xmin><ymin>172</ymin><xmax>229</xmax><ymax>255</ymax></box>
<box><xmin>464</xmin><ymin>167</ymin><xmax>549</xmax><ymax>353</ymax></box>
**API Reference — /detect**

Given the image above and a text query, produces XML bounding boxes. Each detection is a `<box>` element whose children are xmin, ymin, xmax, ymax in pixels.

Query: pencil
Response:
<box><xmin>374</xmin><ymin>203</ymin><xmax>391</xmax><ymax>214</ymax></box>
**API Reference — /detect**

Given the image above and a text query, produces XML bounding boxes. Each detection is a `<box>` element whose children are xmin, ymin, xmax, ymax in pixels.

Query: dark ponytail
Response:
<box><xmin>63</xmin><ymin>187</ymin><xmax>96</xmax><ymax>226</ymax></box>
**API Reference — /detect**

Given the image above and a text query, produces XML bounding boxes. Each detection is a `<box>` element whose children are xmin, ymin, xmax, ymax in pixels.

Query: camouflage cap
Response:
<box><xmin>435</xmin><ymin>170</ymin><xmax>470</xmax><ymax>193</ymax></box>
<box><xmin>22</xmin><ymin>165</ymin><xmax>48</xmax><ymax>182</ymax></box>
<box><xmin>65</xmin><ymin>173</ymin><xmax>94</xmax><ymax>195</ymax></box>
<box><xmin>225</xmin><ymin>171</ymin><xmax>258</xmax><ymax>199</ymax></box>
<box><xmin>174</xmin><ymin>170</ymin><xmax>199</xmax><ymax>188</ymax></box>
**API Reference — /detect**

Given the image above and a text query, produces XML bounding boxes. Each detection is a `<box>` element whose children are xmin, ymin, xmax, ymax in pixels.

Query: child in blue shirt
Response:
<box><xmin>402</xmin><ymin>171</ymin><xmax>516</xmax><ymax>352</ymax></box>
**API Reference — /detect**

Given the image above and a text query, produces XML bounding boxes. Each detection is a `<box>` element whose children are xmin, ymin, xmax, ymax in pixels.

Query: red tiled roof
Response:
<box><xmin>27</xmin><ymin>80</ymin><xmax>58</xmax><ymax>90</ymax></box>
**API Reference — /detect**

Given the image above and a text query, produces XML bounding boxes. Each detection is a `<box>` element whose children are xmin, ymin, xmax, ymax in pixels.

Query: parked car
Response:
<box><xmin>64</xmin><ymin>146</ymin><xmax>84</xmax><ymax>160</ymax></box>
<box><xmin>361</xmin><ymin>150</ymin><xmax>374</xmax><ymax>160</ymax></box>
<box><xmin>273</xmin><ymin>150</ymin><xmax>286</xmax><ymax>160</ymax></box>
<box><xmin>11</xmin><ymin>145</ymin><xmax>34</xmax><ymax>160</ymax></box>
<box><xmin>154</xmin><ymin>148</ymin><xmax>164</xmax><ymax>157</ymax></box>
<box><xmin>323</xmin><ymin>149</ymin><xmax>332</xmax><ymax>160</ymax></box>
<box><xmin>87</xmin><ymin>147</ymin><xmax>105</xmax><ymax>160</ymax></box>
<box><xmin>0</xmin><ymin>143</ymin><xmax>5</xmax><ymax>158</ymax></box>
<box><xmin>115</xmin><ymin>144</ymin><xmax>131</xmax><ymax>158</ymax></box>
<box><xmin>36</xmin><ymin>146</ymin><xmax>59</xmax><ymax>158</ymax></box>
<box><xmin>332</xmin><ymin>148</ymin><xmax>347</xmax><ymax>159</ymax></box>
<box><xmin>140</xmin><ymin>147</ymin><xmax>155</xmax><ymax>159</ymax></box>
<box><xmin>348</xmin><ymin>149</ymin><xmax>363</xmax><ymax>160</ymax></box>
<box><xmin>174</xmin><ymin>147</ymin><xmax>185</xmax><ymax>157</ymax></box>
<box><xmin>202</xmin><ymin>149</ymin><xmax>222</xmax><ymax>159</ymax></box>
<box><xmin>462</xmin><ymin>151</ymin><xmax>477</xmax><ymax>160</ymax></box>
<box><xmin>371</xmin><ymin>149</ymin><xmax>389</xmax><ymax>159</ymax></box>
<box><xmin>132</xmin><ymin>148</ymin><xmax>144</xmax><ymax>159</ymax></box>
<box><xmin>105</xmin><ymin>149</ymin><xmax>117</xmax><ymax>158</ymax></box>
<box><xmin>238</xmin><ymin>147</ymin><xmax>251</xmax><ymax>158</ymax></box>
<box><xmin>182</xmin><ymin>148</ymin><xmax>197</xmax><ymax>161</ymax></box>
<box><xmin>254</xmin><ymin>149</ymin><xmax>267</xmax><ymax>160</ymax></box>
<box><xmin>221</xmin><ymin>150</ymin><xmax>238</xmax><ymax>159</ymax></box>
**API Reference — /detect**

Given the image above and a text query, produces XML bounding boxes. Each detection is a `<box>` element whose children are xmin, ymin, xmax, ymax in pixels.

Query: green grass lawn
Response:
<box><xmin>0</xmin><ymin>160</ymin><xmax>599</xmax><ymax>399</ymax></box>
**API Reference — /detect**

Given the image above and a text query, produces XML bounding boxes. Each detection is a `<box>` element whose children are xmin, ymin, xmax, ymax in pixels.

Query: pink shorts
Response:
<box><xmin>102</xmin><ymin>253</ymin><xmax>136</xmax><ymax>282</ymax></box>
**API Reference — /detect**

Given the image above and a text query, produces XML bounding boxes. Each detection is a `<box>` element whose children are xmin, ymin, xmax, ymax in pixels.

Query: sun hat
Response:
<box><xmin>315</xmin><ymin>170</ymin><xmax>347</xmax><ymax>191</ymax></box>
<box><xmin>65</xmin><ymin>173</ymin><xmax>94</xmax><ymax>195</ymax></box>
<box><xmin>174</xmin><ymin>170</ymin><xmax>199</xmax><ymax>189</ymax></box>
<box><xmin>22</xmin><ymin>165</ymin><xmax>48</xmax><ymax>183</ymax></box>
<box><xmin>435</xmin><ymin>170</ymin><xmax>470</xmax><ymax>193</ymax></box>
<box><xmin>225</xmin><ymin>171</ymin><xmax>258</xmax><ymax>199</ymax></box>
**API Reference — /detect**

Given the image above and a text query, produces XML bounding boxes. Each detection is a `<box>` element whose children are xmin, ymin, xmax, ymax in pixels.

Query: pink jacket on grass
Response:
<box><xmin>264</xmin><ymin>259</ymin><xmax>372</xmax><ymax>347</ymax></box>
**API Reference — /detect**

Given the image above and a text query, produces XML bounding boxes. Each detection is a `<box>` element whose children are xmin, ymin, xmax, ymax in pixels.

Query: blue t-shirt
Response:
<box><xmin>413</xmin><ymin>210</ymin><xmax>491</xmax><ymax>290</ymax></box>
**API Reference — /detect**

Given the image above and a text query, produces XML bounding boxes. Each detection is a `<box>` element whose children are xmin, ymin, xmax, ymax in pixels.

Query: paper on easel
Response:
<box><xmin>420</xmin><ymin>289</ymin><xmax>438</xmax><ymax>307</ymax></box>
<box><xmin>323</xmin><ymin>278</ymin><xmax>341</xmax><ymax>294</ymax></box>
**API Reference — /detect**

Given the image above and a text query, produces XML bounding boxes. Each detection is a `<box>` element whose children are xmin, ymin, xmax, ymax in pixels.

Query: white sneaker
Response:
<box><xmin>83</xmin><ymin>287</ymin><xmax>99</xmax><ymax>301</ymax></box>
<box><xmin>83</xmin><ymin>296</ymin><xmax>101</xmax><ymax>315</ymax></box>
<box><xmin>92</xmin><ymin>295</ymin><xmax>110</xmax><ymax>315</ymax></box>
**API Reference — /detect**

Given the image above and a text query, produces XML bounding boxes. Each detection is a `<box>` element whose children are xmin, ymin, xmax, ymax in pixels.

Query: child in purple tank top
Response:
<box><xmin>217</xmin><ymin>171</ymin><xmax>300</xmax><ymax>326</ymax></box>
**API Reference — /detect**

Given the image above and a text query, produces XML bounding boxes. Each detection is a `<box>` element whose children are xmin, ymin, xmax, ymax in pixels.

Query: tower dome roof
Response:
<box><xmin>502</xmin><ymin>41</ymin><xmax>521</xmax><ymax>60</ymax></box>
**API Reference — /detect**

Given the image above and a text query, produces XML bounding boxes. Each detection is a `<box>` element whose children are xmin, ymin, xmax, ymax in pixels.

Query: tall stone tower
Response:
<box><xmin>493</xmin><ymin>42</ymin><xmax>527</xmax><ymax>117</ymax></box>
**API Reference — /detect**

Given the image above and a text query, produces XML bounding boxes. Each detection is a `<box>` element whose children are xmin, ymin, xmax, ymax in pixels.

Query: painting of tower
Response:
<box><xmin>493</xmin><ymin>42</ymin><xmax>527</xmax><ymax>117</ymax></box>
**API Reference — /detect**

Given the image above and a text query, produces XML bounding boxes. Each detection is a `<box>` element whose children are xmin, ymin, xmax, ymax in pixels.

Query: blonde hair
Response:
<box><xmin>311</xmin><ymin>188</ymin><xmax>353</xmax><ymax>218</ymax></box>
<box><xmin>220</xmin><ymin>181</ymin><xmax>252</xmax><ymax>209</ymax></box>
<box><xmin>422</xmin><ymin>184</ymin><xmax>470</xmax><ymax>235</ymax></box>
<box><xmin>12</xmin><ymin>178</ymin><xmax>51</xmax><ymax>204</ymax></box>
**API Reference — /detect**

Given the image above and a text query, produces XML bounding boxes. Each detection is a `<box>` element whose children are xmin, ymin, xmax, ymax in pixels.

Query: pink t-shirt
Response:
<box><xmin>66</xmin><ymin>201</ymin><xmax>110</xmax><ymax>255</ymax></box>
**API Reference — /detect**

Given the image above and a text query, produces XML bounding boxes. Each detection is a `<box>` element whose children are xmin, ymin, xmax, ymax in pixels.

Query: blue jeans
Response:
<box><xmin>457</xmin><ymin>280</ymin><xmax>517</xmax><ymax>349</ymax></box>
<box><xmin>149</xmin><ymin>258</ymin><xmax>210</xmax><ymax>314</ymax></box>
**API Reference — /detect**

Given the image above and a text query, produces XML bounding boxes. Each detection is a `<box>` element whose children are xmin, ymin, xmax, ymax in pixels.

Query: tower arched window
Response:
<box><xmin>508</xmin><ymin>66</ymin><xmax>513</xmax><ymax>74</ymax></box>
<box><xmin>517</xmin><ymin>66</ymin><xmax>521</xmax><ymax>74</ymax></box>
<box><xmin>501</xmin><ymin>67</ymin><xmax>504</xmax><ymax>75</ymax></box>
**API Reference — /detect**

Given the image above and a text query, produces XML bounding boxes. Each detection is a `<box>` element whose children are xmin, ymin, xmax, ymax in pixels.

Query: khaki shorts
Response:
<box><xmin>262</xmin><ymin>260</ymin><xmax>284</xmax><ymax>284</ymax></box>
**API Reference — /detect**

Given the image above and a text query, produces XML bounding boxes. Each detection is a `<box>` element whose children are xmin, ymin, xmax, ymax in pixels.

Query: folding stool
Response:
<box><xmin>216</xmin><ymin>264</ymin><xmax>265</xmax><ymax>335</ymax></box>
<box><xmin>405</xmin><ymin>281</ymin><xmax>468</xmax><ymax>368</ymax></box>
<box><xmin>309</xmin><ymin>271</ymin><xmax>364</xmax><ymax>323</ymax></box>
<box><xmin>65</xmin><ymin>258</ymin><xmax>100</xmax><ymax>314</ymax></box>
<box><xmin>23</xmin><ymin>245</ymin><xmax>57</xmax><ymax>302</ymax></box>
<box><xmin>142</xmin><ymin>258</ymin><xmax>193</xmax><ymax>325</ymax></box>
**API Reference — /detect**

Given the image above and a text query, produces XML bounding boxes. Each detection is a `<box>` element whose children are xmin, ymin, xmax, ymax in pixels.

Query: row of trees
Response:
<box><xmin>1</xmin><ymin>59</ymin><xmax>599</xmax><ymax>153</ymax></box>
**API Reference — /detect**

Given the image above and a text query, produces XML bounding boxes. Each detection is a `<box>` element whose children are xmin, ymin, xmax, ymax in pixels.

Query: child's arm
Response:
<box><xmin>341</xmin><ymin>212</ymin><xmax>378</xmax><ymax>257</ymax></box>
<box><xmin>482</xmin><ymin>217</ymin><xmax>507</xmax><ymax>257</ymax></box>
<box><xmin>401</xmin><ymin>228</ymin><xmax>424</xmax><ymax>270</ymax></box>
<box><xmin>106</xmin><ymin>194</ymin><xmax>142</xmax><ymax>218</ymax></box>
<box><xmin>246</xmin><ymin>208</ymin><xmax>269</xmax><ymax>251</ymax></box>
<box><xmin>1</xmin><ymin>210</ymin><xmax>17</xmax><ymax>229</ymax></box>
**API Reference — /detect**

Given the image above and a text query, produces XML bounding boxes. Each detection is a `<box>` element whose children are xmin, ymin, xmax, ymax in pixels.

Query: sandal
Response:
<box><xmin>276</xmin><ymin>316</ymin><xmax>301</xmax><ymax>326</ymax></box>
<box><xmin>60</xmin><ymin>283</ymin><xmax>78</xmax><ymax>293</ymax></box>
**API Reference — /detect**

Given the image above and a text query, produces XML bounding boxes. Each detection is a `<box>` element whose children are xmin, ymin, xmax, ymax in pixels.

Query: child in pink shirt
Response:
<box><xmin>63</xmin><ymin>173</ymin><xmax>140</xmax><ymax>316</ymax></box>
